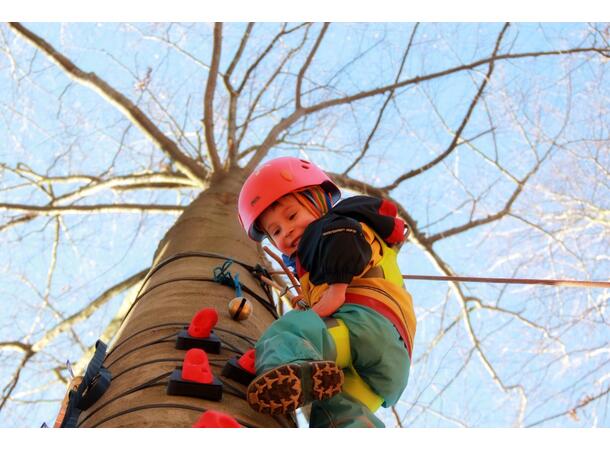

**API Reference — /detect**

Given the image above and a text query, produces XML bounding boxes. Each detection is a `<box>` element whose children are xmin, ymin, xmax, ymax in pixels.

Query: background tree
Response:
<box><xmin>0</xmin><ymin>22</ymin><xmax>608</xmax><ymax>427</ymax></box>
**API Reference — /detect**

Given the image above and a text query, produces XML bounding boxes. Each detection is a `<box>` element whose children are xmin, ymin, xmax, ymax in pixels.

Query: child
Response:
<box><xmin>237</xmin><ymin>157</ymin><xmax>416</xmax><ymax>427</ymax></box>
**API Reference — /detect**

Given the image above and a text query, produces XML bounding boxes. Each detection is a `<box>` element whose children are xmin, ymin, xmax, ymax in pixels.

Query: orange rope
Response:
<box><xmin>401</xmin><ymin>275</ymin><xmax>610</xmax><ymax>288</ymax></box>
<box><xmin>263</xmin><ymin>246</ymin><xmax>304</xmax><ymax>307</ymax></box>
<box><xmin>266</xmin><ymin>271</ymin><xmax>610</xmax><ymax>288</ymax></box>
<box><xmin>259</xmin><ymin>275</ymin><xmax>300</xmax><ymax>305</ymax></box>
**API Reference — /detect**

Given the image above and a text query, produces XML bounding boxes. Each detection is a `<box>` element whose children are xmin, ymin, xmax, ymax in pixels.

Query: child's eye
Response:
<box><xmin>289</xmin><ymin>213</ymin><xmax>296</xmax><ymax>220</ymax></box>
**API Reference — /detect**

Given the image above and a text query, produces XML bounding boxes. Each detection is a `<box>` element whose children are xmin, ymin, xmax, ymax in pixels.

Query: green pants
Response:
<box><xmin>254</xmin><ymin>304</ymin><xmax>411</xmax><ymax>428</ymax></box>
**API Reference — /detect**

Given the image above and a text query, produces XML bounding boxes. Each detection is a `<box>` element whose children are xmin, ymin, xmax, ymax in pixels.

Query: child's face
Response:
<box><xmin>258</xmin><ymin>195</ymin><xmax>318</xmax><ymax>256</ymax></box>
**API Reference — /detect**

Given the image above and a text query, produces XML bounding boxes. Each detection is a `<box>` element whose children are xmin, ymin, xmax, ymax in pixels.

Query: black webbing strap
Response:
<box><xmin>61</xmin><ymin>340</ymin><xmax>112</xmax><ymax>427</ymax></box>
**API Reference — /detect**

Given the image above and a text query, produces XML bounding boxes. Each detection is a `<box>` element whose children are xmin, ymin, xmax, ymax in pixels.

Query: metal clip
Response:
<box><xmin>66</xmin><ymin>360</ymin><xmax>75</xmax><ymax>379</ymax></box>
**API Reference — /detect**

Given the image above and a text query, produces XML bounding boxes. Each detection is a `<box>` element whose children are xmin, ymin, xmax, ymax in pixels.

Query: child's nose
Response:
<box><xmin>284</xmin><ymin>226</ymin><xmax>294</xmax><ymax>240</ymax></box>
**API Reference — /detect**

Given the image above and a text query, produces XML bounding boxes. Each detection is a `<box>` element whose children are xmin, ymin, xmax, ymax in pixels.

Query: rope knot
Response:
<box><xmin>213</xmin><ymin>259</ymin><xmax>242</xmax><ymax>296</ymax></box>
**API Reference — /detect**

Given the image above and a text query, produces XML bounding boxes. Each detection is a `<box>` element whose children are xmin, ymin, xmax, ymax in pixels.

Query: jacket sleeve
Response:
<box><xmin>332</xmin><ymin>195</ymin><xmax>407</xmax><ymax>245</ymax></box>
<box><xmin>297</xmin><ymin>213</ymin><xmax>372</xmax><ymax>285</ymax></box>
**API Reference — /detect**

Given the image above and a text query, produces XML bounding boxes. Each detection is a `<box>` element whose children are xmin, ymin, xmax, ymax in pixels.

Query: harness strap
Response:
<box><xmin>59</xmin><ymin>340</ymin><xmax>112</xmax><ymax>427</ymax></box>
<box><xmin>344</xmin><ymin>293</ymin><xmax>412</xmax><ymax>358</ymax></box>
<box><xmin>360</xmin><ymin>266</ymin><xmax>384</xmax><ymax>279</ymax></box>
<box><xmin>323</xmin><ymin>318</ymin><xmax>384</xmax><ymax>412</ymax></box>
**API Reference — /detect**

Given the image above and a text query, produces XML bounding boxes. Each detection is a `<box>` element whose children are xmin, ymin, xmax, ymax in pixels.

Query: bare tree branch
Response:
<box><xmin>27</xmin><ymin>218</ymin><xmax>85</xmax><ymax>351</ymax></box>
<box><xmin>126</xmin><ymin>23</ymin><xmax>212</xmax><ymax>72</ymax></box>
<box><xmin>245</xmin><ymin>39</ymin><xmax>607</xmax><ymax>175</ymax></box>
<box><xmin>4</xmin><ymin>167</ymin><xmax>198</xmax><ymax>206</ymax></box>
<box><xmin>224</xmin><ymin>23</ymin><xmax>254</xmax><ymax>167</ymax></box>
<box><xmin>236</xmin><ymin>23</ymin><xmax>310</xmax><ymax>95</ymax></box>
<box><xmin>203</xmin><ymin>22</ymin><xmax>223</xmax><ymax>173</ymax></box>
<box><xmin>225</xmin><ymin>23</ymin><xmax>254</xmax><ymax>82</ymax></box>
<box><xmin>8</xmin><ymin>22</ymin><xmax>208</xmax><ymax>186</ymax></box>
<box><xmin>296</xmin><ymin>23</ymin><xmax>330</xmax><ymax>109</ymax></box>
<box><xmin>235</xmin><ymin>27</ymin><xmax>311</xmax><ymax>155</ymax></box>
<box><xmin>309</xmin><ymin>44</ymin><xmax>609</xmax><ymax>115</ymax></box>
<box><xmin>391</xmin><ymin>406</ymin><xmax>404</xmax><ymax>428</ymax></box>
<box><xmin>31</xmin><ymin>268</ymin><xmax>148</xmax><ymax>352</ymax></box>
<box><xmin>0</xmin><ymin>352</ymin><xmax>34</xmax><ymax>411</ymax></box>
<box><xmin>0</xmin><ymin>202</ymin><xmax>185</xmax><ymax>215</ymax></box>
<box><xmin>424</xmin><ymin>148</ymin><xmax>549</xmax><ymax>245</ymax></box>
<box><xmin>0</xmin><ymin>342</ymin><xmax>32</xmax><ymax>353</ymax></box>
<box><xmin>0</xmin><ymin>269</ymin><xmax>147</xmax><ymax>412</ymax></box>
<box><xmin>54</xmin><ymin>173</ymin><xmax>198</xmax><ymax>204</ymax></box>
<box><xmin>526</xmin><ymin>384</ymin><xmax>610</xmax><ymax>427</ymax></box>
<box><xmin>344</xmin><ymin>23</ymin><xmax>420</xmax><ymax>175</ymax></box>
<box><xmin>424</xmin><ymin>56</ymin><xmax>575</xmax><ymax>247</ymax></box>
<box><xmin>0</xmin><ymin>213</ymin><xmax>36</xmax><ymax>232</ymax></box>
<box><xmin>382</xmin><ymin>23</ymin><xmax>509</xmax><ymax>190</ymax></box>
<box><xmin>468</xmin><ymin>297</ymin><xmax>567</xmax><ymax>355</ymax></box>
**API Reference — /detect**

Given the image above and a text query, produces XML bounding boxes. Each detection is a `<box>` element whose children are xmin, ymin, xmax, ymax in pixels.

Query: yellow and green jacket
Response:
<box><xmin>293</xmin><ymin>195</ymin><xmax>416</xmax><ymax>357</ymax></box>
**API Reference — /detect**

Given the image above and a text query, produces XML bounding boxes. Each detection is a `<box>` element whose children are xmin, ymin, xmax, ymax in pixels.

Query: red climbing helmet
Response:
<box><xmin>238</xmin><ymin>157</ymin><xmax>340</xmax><ymax>241</ymax></box>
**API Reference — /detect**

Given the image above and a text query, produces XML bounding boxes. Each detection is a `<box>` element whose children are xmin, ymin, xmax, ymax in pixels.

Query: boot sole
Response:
<box><xmin>247</xmin><ymin>361</ymin><xmax>343</xmax><ymax>415</ymax></box>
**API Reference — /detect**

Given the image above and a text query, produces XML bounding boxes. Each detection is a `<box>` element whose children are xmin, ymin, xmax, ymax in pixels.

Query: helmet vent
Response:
<box><xmin>280</xmin><ymin>170</ymin><xmax>293</xmax><ymax>181</ymax></box>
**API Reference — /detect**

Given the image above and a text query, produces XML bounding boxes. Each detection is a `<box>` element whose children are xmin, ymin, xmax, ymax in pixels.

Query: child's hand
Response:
<box><xmin>312</xmin><ymin>283</ymin><xmax>348</xmax><ymax>317</ymax></box>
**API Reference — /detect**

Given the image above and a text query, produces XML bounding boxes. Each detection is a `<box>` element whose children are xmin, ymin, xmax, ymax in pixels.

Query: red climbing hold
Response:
<box><xmin>182</xmin><ymin>348</ymin><xmax>213</xmax><ymax>384</ymax></box>
<box><xmin>176</xmin><ymin>308</ymin><xmax>221</xmax><ymax>353</ymax></box>
<box><xmin>237</xmin><ymin>348</ymin><xmax>256</xmax><ymax>375</ymax></box>
<box><xmin>188</xmin><ymin>308</ymin><xmax>218</xmax><ymax>338</ymax></box>
<box><xmin>193</xmin><ymin>410</ymin><xmax>243</xmax><ymax>428</ymax></box>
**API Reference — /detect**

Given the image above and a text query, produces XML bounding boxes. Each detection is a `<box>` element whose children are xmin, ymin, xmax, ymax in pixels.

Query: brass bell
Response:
<box><xmin>228</xmin><ymin>296</ymin><xmax>252</xmax><ymax>321</ymax></box>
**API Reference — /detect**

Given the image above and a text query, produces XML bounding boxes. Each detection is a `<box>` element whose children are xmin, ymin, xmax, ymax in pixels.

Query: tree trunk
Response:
<box><xmin>78</xmin><ymin>169</ymin><xmax>295</xmax><ymax>427</ymax></box>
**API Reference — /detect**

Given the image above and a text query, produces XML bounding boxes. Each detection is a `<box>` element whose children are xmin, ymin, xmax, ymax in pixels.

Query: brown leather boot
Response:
<box><xmin>246</xmin><ymin>361</ymin><xmax>344</xmax><ymax>415</ymax></box>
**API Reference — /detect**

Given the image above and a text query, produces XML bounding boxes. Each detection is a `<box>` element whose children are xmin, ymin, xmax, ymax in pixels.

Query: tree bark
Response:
<box><xmin>78</xmin><ymin>168</ymin><xmax>294</xmax><ymax>427</ymax></box>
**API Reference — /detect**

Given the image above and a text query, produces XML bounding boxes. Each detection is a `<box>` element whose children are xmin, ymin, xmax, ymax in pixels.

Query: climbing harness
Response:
<box><xmin>324</xmin><ymin>318</ymin><xmax>384</xmax><ymax>412</ymax></box>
